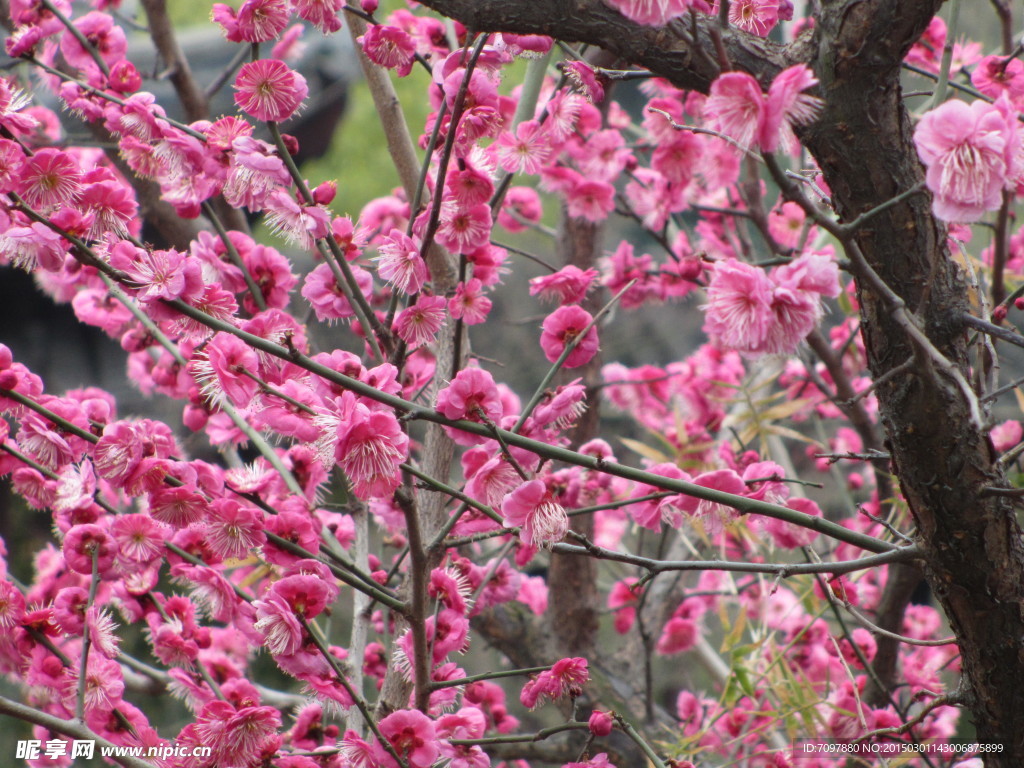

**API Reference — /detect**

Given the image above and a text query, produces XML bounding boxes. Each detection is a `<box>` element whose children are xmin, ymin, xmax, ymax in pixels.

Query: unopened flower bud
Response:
<box><xmin>120</xmin><ymin>328</ymin><xmax>153</xmax><ymax>354</ymax></box>
<box><xmin>588</xmin><ymin>710</ymin><xmax>614</xmax><ymax>737</ymax></box>
<box><xmin>312</xmin><ymin>180</ymin><xmax>337</xmax><ymax>206</ymax></box>
<box><xmin>677</xmin><ymin>257</ymin><xmax>704</xmax><ymax>281</ymax></box>
<box><xmin>108</xmin><ymin>60</ymin><xmax>142</xmax><ymax>94</ymax></box>
<box><xmin>281</xmin><ymin>132</ymin><xmax>300</xmax><ymax>156</ymax></box>
<box><xmin>993</xmin><ymin>305</ymin><xmax>1008</xmax><ymax>323</ymax></box>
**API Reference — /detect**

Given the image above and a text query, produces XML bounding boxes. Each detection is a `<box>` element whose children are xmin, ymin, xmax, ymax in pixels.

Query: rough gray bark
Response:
<box><xmin>417</xmin><ymin>0</ymin><xmax>1024</xmax><ymax>762</ymax></box>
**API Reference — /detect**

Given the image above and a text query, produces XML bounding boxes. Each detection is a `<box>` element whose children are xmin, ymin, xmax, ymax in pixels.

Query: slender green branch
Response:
<box><xmin>76</xmin><ymin>550</ymin><xmax>100</xmax><ymax>721</ymax></box>
<box><xmin>929</xmin><ymin>0</ymin><xmax>960</xmax><ymax>109</ymax></box>
<box><xmin>553</xmin><ymin>536</ymin><xmax>919</xmax><ymax>576</ymax></box>
<box><xmin>0</xmin><ymin>695</ymin><xmax>153</xmax><ymax>768</ymax></box>
<box><xmin>266</xmin><ymin>121</ymin><xmax>388</xmax><ymax>361</ymax></box>
<box><xmin>429</xmin><ymin>665</ymin><xmax>551</xmax><ymax>690</ymax></box>
<box><xmin>263</xmin><ymin>531</ymin><xmax>407</xmax><ymax>613</ymax></box>
<box><xmin>449</xmin><ymin>721</ymin><xmax>591</xmax><ymax>746</ymax></box>
<box><xmin>27</xmin><ymin>219</ymin><xmax>900</xmax><ymax>554</ymax></box>
<box><xmin>614</xmin><ymin>714</ymin><xmax>668</xmax><ymax>768</ymax></box>
<box><xmin>201</xmin><ymin>201</ymin><xmax>266</xmax><ymax>312</ymax></box>
<box><xmin>41</xmin><ymin>0</ymin><xmax>110</xmax><ymax>77</ymax></box>
<box><xmin>101</xmin><ymin>274</ymin><xmax>305</xmax><ymax>497</ymax></box>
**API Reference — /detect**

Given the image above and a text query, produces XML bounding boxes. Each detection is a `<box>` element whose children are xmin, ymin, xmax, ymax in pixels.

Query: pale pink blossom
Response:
<box><xmin>360</xmin><ymin>24</ymin><xmax>417</xmax><ymax>77</ymax></box>
<box><xmin>394</xmin><ymin>294</ymin><xmax>447</xmax><ymax>347</ymax></box>
<box><xmin>376</xmin><ymin>229</ymin><xmax>428</xmax><ymax>294</ymax></box>
<box><xmin>704</xmin><ymin>65</ymin><xmax>822</xmax><ymax>153</ymax></box>
<box><xmin>213</xmin><ymin>0</ymin><xmax>291</xmax><ymax>43</ymax></box>
<box><xmin>224</xmin><ymin>136</ymin><xmax>292</xmax><ymax>209</ymax></box>
<box><xmin>603</xmin><ymin>0</ymin><xmax>707</xmax><ymax>27</ymax></box>
<box><xmin>17</xmin><ymin>148</ymin><xmax>82</xmax><ymax>210</ymax></box>
<box><xmin>991</xmin><ymin>419</ymin><xmax>1023</xmax><ymax>452</ymax></box>
<box><xmin>264</xmin><ymin>189</ymin><xmax>332</xmax><ymax>248</ymax></box>
<box><xmin>110</xmin><ymin>241</ymin><xmax>203</xmax><ymax>304</ymax></box>
<box><xmin>464</xmin><ymin>451</ymin><xmax>521</xmax><ymax>509</ymax></box>
<box><xmin>295</xmin><ymin>0</ymin><xmax>344</xmax><ymax>33</ymax></box>
<box><xmin>501</xmin><ymin>479</ymin><xmax>569</xmax><ymax>548</ymax></box>
<box><xmin>436</xmin><ymin>202</ymin><xmax>492</xmax><ymax>254</ymax></box>
<box><xmin>0</xmin><ymin>78</ymin><xmax>37</xmax><ymax>136</ymax></box>
<box><xmin>914</xmin><ymin>97</ymin><xmax>1020</xmax><ymax>222</ymax></box>
<box><xmin>0</xmin><ymin>223</ymin><xmax>66</xmax><ymax>272</ymax></box>
<box><xmin>449</xmin><ymin>278</ymin><xmax>492</xmax><ymax>325</ymax></box>
<box><xmin>191</xmin><ymin>332</ymin><xmax>261</xmax><ymax>407</ymax></box>
<box><xmin>972</xmin><ymin>55</ymin><xmax>1024</xmax><ymax>104</ymax></box>
<box><xmin>725</xmin><ymin>0</ymin><xmax>779</xmax><ymax>37</ymax></box>
<box><xmin>76</xmin><ymin>655</ymin><xmax>125</xmax><ymax>714</ymax></box>
<box><xmin>495</xmin><ymin>120</ymin><xmax>553</xmax><ymax>175</ymax></box>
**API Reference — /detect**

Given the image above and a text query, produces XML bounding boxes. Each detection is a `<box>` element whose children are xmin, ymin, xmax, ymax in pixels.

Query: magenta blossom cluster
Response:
<box><xmin>702</xmin><ymin>252</ymin><xmax>841</xmax><ymax>357</ymax></box>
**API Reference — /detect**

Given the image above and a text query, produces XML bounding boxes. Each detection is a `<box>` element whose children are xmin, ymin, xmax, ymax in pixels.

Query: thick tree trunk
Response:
<box><xmin>805</xmin><ymin>3</ymin><xmax>1024</xmax><ymax>761</ymax></box>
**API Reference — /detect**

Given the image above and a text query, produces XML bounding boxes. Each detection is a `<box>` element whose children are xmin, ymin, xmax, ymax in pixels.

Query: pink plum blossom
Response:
<box><xmin>394</xmin><ymin>294</ymin><xmax>447</xmax><ymax>347</ymax></box>
<box><xmin>296</xmin><ymin>0</ymin><xmax>344</xmax><ymax>33</ymax></box>
<box><xmin>529</xmin><ymin>265</ymin><xmax>600</xmax><ymax>305</ymax></box>
<box><xmin>704</xmin><ymin>65</ymin><xmax>822</xmax><ymax>153</ymax></box>
<box><xmin>234</xmin><ymin>59</ymin><xmax>309</xmax><ymax>123</ymax></box>
<box><xmin>379</xmin><ymin>709</ymin><xmax>438</xmax><ymax>768</ymax></box>
<box><xmin>540</xmin><ymin>305</ymin><xmax>600</xmax><ymax>368</ymax></box>
<box><xmin>603</xmin><ymin>0</ymin><xmax>708</xmax><ymax>27</ymax></box>
<box><xmin>725</xmin><ymin>0</ymin><xmax>780</xmax><ymax>37</ymax></box>
<box><xmin>360</xmin><ymin>24</ymin><xmax>417</xmax><ymax>78</ymax></box>
<box><xmin>376</xmin><ymin>229</ymin><xmax>428</xmax><ymax>294</ymax></box>
<box><xmin>501</xmin><ymin>479</ymin><xmax>569</xmax><ymax>548</ymax></box>
<box><xmin>213</xmin><ymin>0</ymin><xmax>291</xmax><ymax>43</ymax></box>
<box><xmin>914</xmin><ymin>97</ymin><xmax>1021</xmax><ymax>222</ymax></box>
